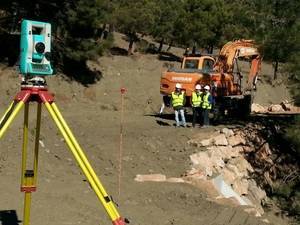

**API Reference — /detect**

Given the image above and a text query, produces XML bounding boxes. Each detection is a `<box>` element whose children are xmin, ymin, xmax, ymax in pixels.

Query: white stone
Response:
<box><xmin>166</xmin><ymin>177</ymin><xmax>185</xmax><ymax>183</ymax></box>
<box><xmin>221</xmin><ymin>168</ymin><xmax>237</xmax><ymax>185</ymax></box>
<box><xmin>227</xmin><ymin>135</ymin><xmax>246</xmax><ymax>146</ymax></box>
<box><xmin>232</xmin><ymin>178</ymin><xmax>249</xmax><ymax>195</ymax></box>
<box><xmin>221</xmin><ymin>128</ymin><xmax>234</xmax><ymax>137</ymax></box>
<box><xmin>213</xmin><ymin>134</ymin><xmax>228</xmax><ymax>146</ymax></box>
<box><xmin>268</xmin><ymin>104</ymin><xmax>284</xmax><ymax>112</ymax></box>
<box><xmin>190</xmin><ymin>152</ymin><xmax>214</xmax><ymax>177</ymax></box>
<box><xmin>134</xmin><ymin>174</ymin><xmax>166</xmax><ymax>182</ymax></box>
<box><xmin>39</xmin><ymin>140</ymin><xmax>45</xmax><ymax>148</ymax></box>
<box><xmin>187</xmin><ymin>138</ymin><xmax>213</xmax><ymax>147</ymax></box>
<box><xmin>251</xmin><ymin>103</ymin><xmax>267</xmax><ymax>113</ymax></box>
<box><xmin>248</xmin><ymin>179</ymin><xmax>267</xmax><ymax>202</ymax></box>
<box><xmin>228</xmin><ymin>156</ymin><xmax>254</xmax><ymax>174</ymax></box>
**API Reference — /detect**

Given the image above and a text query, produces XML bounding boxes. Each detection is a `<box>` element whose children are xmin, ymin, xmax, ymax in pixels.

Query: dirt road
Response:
<box><xmin>0</xmin><ymin>53</ymin><xmax>290</xmax><ymax>225</ymax></box>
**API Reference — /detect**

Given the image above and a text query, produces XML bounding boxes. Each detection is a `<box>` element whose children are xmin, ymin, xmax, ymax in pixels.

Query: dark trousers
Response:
<box><xmin>202</xmin><ymin>109</ymin><xmax>210</xmax><ymax>126</ymax></box>
<box><xmin>192</xmin><ymin>107</ymin><xmax>202</xmax><ymax>127</ymax></box>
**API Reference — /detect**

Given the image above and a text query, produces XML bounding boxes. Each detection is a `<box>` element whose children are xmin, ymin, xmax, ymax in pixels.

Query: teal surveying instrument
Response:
<box><xmin>20</xmin><ymin>20</ymin><xmax>53</xmax><ymax>76</ymax></box>
<box><xmin>0</xmin><ymin>19</ymin><xmax>126</xmax><ymax>225</ymax></box>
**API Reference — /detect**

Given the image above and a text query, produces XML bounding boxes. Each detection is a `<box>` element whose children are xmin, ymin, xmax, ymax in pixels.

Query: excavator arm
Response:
<box><xmin>215</xmin><ymin>40</ymin><xmax>261</xmax><ymax>91</ymax></box>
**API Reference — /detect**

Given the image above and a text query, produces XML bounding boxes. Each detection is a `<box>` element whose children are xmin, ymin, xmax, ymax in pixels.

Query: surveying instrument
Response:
<box><xmin>0</xmin><ymin>20</ymin><xmax>126</xmax><ymax>225</ymax></box>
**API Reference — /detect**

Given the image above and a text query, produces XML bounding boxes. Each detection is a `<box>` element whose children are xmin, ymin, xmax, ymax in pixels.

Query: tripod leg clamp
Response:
<box><xmin>21</xmin><ymin>170</ymin><xmax>37</xmax><ymax>193</ymax></box>
<box><xmin>112</xmin><ymin>218</ymin><xmax>126</xmax><ymax>225</ymax></box>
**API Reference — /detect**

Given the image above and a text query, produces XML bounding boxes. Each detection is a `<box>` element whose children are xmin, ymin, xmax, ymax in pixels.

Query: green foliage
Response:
<box><xmin>150</xmin><ymin>0</ymin><xmax>182</xmax><ymax>46</ymax></box>
<box><xmin>284</xmin><ymin>116</ymin><xmax>300</xmax><ymax>156</ymax></box>
<box><xmin>113</xmin><ymin>0</ymin><xmax>158</xmax><ymax>50</ymax></box>
<box><xmin>0</xmin><ymin>0</ymin><xmax>300</xmax><ymax>82</ymax></box>
<box><xmin>172</xmin><ymin>0</ymin><xmax>228</xmax><ymax>50</ymax></box>
<box><xmin>287</xmin><ymin>54</ymin><xmax>300</xmax><ymax>105</ymax></box>
<box><xmin>273</xmin><ymin>179</ymin><xmax>300</xmax><ymax>221</ymax></box>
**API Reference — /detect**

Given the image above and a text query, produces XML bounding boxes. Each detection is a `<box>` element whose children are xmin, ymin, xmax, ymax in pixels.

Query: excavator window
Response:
<box><xmin>202</xmin><ymin>59</ymin><xmax>214</xmax><ymax>71</ymax></box>
<box><xmin>183</xmin><ymin>59</ymin><xmax>199</xmax><ymax>69</ymax></box>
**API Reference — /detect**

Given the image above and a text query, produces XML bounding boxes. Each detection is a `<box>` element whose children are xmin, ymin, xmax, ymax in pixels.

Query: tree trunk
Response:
<box><xmin>99</xmin><ymin>24</ymin><xmax>106</xmax><ymax>39</ymax></box>
<box><xmin>166</xmin><ymin>40</ymin><xmax>173</xmax><ymax>51</ymax></box>
<box><xmin>273</xmin><ymin>60</ymin><xmax>279</xmax><ymax>80</ymax></box>
<box><xmin>206</xmin><ymin>45</ymin><xmax>213</xmax><ymax>54</ymax></box>
<box><xmin>192</xmin><ymin>45</ymin><xmax>196</xmax><ymax>54</ymax></box>
<box><xmin>158</xmin><ymin>38</ymin><xmax>164</xmax><ymax>53</ymax></box>
<box><xmin>128</xmin><ymin>38</ymin><xmax>134</xmax><ymax>55</ymax></box>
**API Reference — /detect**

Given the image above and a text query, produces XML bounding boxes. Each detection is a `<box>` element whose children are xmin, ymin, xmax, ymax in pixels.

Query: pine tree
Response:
<box><xmin>113</xmin><ymin>0</ymin><xmax>157</xmax><ymax>54</ymax></box>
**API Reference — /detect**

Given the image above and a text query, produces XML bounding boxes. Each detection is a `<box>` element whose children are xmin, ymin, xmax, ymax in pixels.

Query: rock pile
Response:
<box><xmin>239</xmin><ymin>123</ymin><xmax>299</xmax><ymax>192</ymax></box>
<box><xmin>186</xmin><ymin>128</ymin><xmax>266</xmax><ymax>216</ymax></box>
<box><xmin>252</xmin><ymin>101</ymin><xmax>300</xmax><ymax>114</ymax></box>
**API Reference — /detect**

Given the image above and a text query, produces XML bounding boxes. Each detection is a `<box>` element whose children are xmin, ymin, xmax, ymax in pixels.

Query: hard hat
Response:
<box><xmin>195</xmin><ymin>84</ymin><xmax>201</xmax><ymax>90</ymax></box>
<box><xmin>204</xmin><ymin>85</ymin><xmax>210</xmax><ymax>90</ymax></box>
<box><xmin>175</xmin><ymin>83</ymin><xmax>182</xmax><ymax>89</ymax></box>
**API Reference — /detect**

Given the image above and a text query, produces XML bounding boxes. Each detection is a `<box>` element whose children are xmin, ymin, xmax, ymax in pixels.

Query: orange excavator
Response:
<box><xmin>159</xmin><ymin>39</ymin><xmax>261</xmax><ymax>118</ymax></box>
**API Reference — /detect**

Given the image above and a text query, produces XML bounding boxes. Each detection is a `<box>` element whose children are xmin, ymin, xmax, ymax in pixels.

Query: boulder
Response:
<box><xmin>280</xmin><ymin>101</ymin><xmax>292</xmax><ymax>111</ymax></box>
<box><xmin>232</xmin><ymin>178</ymin><xmax>249</xmax><ymax>195</ymax></box>
<box><xmin>190</xmin><ymin>152</ymin><xmax>213</xmax><ymax>177</ymax></box>
<box><xmin>221</xmin><ymin>168</ymin><xmax>237</xmax><ymax>184</ymax></box>
<box><xmin>199</xmin><ymin>138</ymin><xmax>214</xmax><ymax>147</ymax></box>
<box><xmin>251</xmin><ymin>103</ymin><xmax>267</xmax><ymax>113</ymax></box>
<box><xmin>226</xmin><ymin>164</ymin><xmax>245</xmax><ymax>179</ymax></box>
<box><xmin>257</xmin><ymin>143</ymin><xmax>272</xmax><ymax>157</ymax></box>
<box><xmin>134</xmin><ymin>174</ymin><xmax>166</xmax><ymax>182</ymax></box>
<box><xmin>227</xmin><ymin>135</ymin><xmax>246</xmax><ymax>146</ymax></box>
<box><xmin>221</xmin><ymin>128</ymin><xmax>234</xmax><ymax>137</ymax></box>
<box><xmin>185</xmin><ymin>168</ymin><xmax>206</xmax><ymax>180</ymax></box>
<box><xmin>187</xmin><ymin>138</ymin><xmax>213</xmax><ymax>147</ymax></box>
<box><xmin>207</xmin><ymin>146</ymin><xmax>241</xmax><ymax>160</ymax></box>
<box><xmin>267</xmin><ymin>104</ymin><xmax>284</xmax><ymax>112</ymax></box>
<box><xmin>248</xmin><ymin>179</ymin><xmax>267</xmax><ymax>203</ymax></box>
<box><xmin>228</xmin><ymin>156</ymin><xmax>254</xmax><ymax>174</ymax></box>
<box><xmin>213</xmin><ymin>134</ymin><xmax>228</xmax><ymax>146</ymax></box>
<box><xmin>190</xmin><ymin>152</ymin><xmax>210</xmax><ymax>166</ymax></box>
<box><xmin>243</xmin><ymin>146</ymin><xmax>255</xmax><ymax>153</ymax></box>
<box><xmin>166</xmin><ymin>177</ymin><xmax>185</xmax><ymax>183</ymax></box>
<box><xmin>231</xmin><ymin>146</ymin><xmax>244</xmax><ymax>158</ymax></box>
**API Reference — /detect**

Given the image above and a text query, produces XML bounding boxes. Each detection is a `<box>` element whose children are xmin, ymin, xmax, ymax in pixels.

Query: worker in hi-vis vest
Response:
<box><xmin>201</xmin><ymin>85</ymin><xmax>213</xmax><ymax>127</ymax></box>
<box><xmin>171</xmin><ymin>83</ymin><xmax>186</xmax><ymax>127</ymax></box>
<box><xmin>191</xmin><ymin>84</ymin><xmax>203</xmax><ymax>128</ymax></box>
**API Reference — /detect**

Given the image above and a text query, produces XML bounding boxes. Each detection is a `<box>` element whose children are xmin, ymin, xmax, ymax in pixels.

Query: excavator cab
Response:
<box><xmin>182</xmin><ymin>56</ymin><xmax>215</xmax><ymax>71</ymax></box>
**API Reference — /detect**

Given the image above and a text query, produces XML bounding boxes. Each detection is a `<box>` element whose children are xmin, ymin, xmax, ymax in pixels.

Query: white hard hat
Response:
<box><xmin>195</xmin><ymin>84</ymin><xmax>201</xmax><ymax>90</ymax></box>
<box><xmin>175</xmin><ymin>83</ymin><xmax>182</xmax><ymax>89</ymax></box>
<box><xmin>204</xmin><ymin>85</ymin><xmax>210</xmax><ymax>90</ymax></box>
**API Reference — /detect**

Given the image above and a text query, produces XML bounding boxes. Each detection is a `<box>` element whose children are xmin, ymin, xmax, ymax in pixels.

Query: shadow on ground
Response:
<box><xmin>146</xmin><ymin>112</ymin><xmax>297</xmax><ymax>128</ymax></box>
<box><xmin>0</xmin><ymin>210</ymin><xmax>21</xmax><ymax>225</ymax></box>
<box><xmin>158</xmin><ymin>52</ymin><xmax>182</xmax><ymax>62</ymax></box>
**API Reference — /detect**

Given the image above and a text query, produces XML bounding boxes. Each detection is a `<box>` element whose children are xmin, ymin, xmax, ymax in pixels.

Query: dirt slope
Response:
<box><xmin>0</xmin><ymin>48</ymin><xmax>291</xmax><ymax>225</ymax></box>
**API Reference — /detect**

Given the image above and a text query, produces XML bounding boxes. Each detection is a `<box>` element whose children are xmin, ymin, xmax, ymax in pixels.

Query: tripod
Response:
<box><xmin>0</xmin><ymin>80</ymin><xmax>125</xmax><ymax>225</ymax></box>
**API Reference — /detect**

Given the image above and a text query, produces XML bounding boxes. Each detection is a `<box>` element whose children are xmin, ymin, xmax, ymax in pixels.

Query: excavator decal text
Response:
<box><xmin>171</xmin><ymin>77</ymin><xmax>192</xmax><ymax>82</ymax></box>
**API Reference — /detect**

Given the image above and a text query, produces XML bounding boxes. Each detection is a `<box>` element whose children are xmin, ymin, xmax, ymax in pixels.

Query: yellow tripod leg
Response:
<box><xmin>21</xmin><ymin>103</ymin><xmax>31</xmax><ymax>225</ymax></box>
<box><xmin>21</xmin><ymin>103</ymin><xmax>29</xmax><ymax>186</ymax></box>
<box><xmin>51</xmin><ymin>103</ymin><xmax>120</xmax><ymax>216</ymax></box>
<box><xmin>44</xmin><ymin>102</ymin><xmax>124</xmax><ymax>225</ymax></box>
<box><xmin>21</xmin><ymin>103</ymin><xmax>42</xmax><ymax>225</ymax></box>
<box><xmin>0</xmin><ymin>101</ymin><xmax>24</xmax><ymax>139</ymax></box>
<box><xmin>33</xmin><ymin>103</ymin><xmax>42</xmax><ymax>185</ymax></box>
<box><xmin>0</xmin><ymin>101</ymin><xmax>15</xmax><ymax>125</ymax></box>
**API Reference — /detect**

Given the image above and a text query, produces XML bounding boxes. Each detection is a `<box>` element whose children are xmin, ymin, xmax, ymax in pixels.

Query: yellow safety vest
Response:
<box><xmin>172</xmin><ymin>92</ymin><xmax>184</xmax><ymax>107</ymax></box>
<box><xmin>192</xmin><ymin>91</ymin><xmax>202</xmax><ymax>107</ymax></box>
<box><xmin>202</xmin><ymin>93</ymin><xmax>212</xmax><ymax>109</ymax></box>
